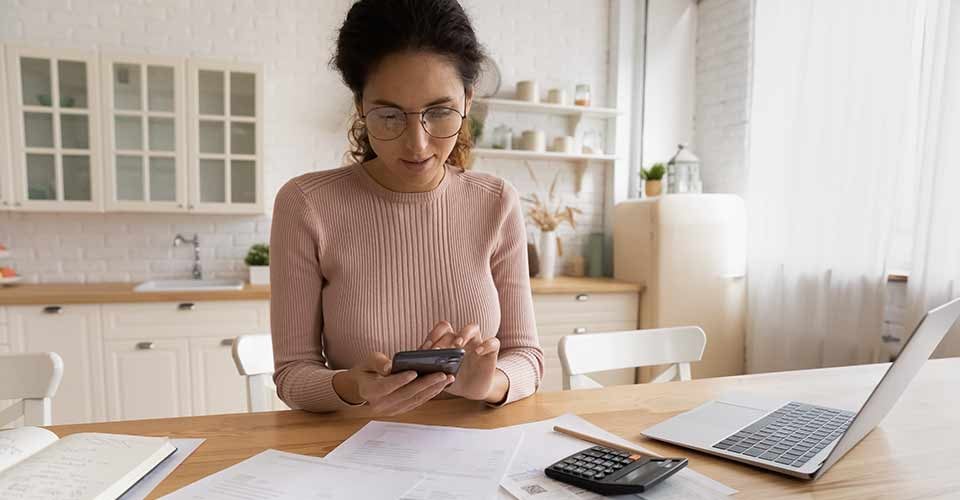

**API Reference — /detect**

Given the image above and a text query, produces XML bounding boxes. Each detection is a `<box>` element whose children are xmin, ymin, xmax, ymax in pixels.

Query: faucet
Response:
<box><xmin>173</xmin><ymin>233</ymin><xmax>203</xmax><ymax>280</ymax></box>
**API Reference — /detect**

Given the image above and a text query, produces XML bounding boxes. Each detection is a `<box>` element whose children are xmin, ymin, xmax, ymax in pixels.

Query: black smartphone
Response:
<box><xmin>390</xmin><ymin>348</ymin><xmax>465</xmax><ymax>376</ymax></box>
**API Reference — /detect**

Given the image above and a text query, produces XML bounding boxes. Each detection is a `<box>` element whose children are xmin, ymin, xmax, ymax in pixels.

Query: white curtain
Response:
<box><xmin>745</xmin><ymin>0</ymin><xmax>940</xmax><ymax>372</ymax></box>
<box><xmin>907</xmin><ymin>1</ymin><xmax>960</xmax><ymax>358</ymax></box>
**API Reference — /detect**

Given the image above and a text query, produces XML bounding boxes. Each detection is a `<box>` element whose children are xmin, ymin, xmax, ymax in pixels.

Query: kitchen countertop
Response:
<box><xmin>0</xmin><ymin>276</ymin><xmax>643</xmax><ymax>305</ymax></box>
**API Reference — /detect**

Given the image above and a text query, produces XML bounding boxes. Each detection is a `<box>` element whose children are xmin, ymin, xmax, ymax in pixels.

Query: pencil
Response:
<box><xmin>552</xmin><ymin>425</ymin><xmax>661</xmax><ymax>459</ymax></box>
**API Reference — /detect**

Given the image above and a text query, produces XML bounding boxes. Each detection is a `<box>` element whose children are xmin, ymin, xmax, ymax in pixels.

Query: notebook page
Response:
<box><xmin>0</xmin><ymin>432</ymin><xmax>173</xmax><ymax>500</ymax></box>
<box><xmin>0</xmin><ymin>427</ymin><xmax>59</xmax><ymax>473</ymax></box>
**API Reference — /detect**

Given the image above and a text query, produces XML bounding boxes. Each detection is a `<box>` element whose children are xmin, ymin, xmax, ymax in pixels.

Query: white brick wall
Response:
<box><xmin>694</xmin><ymin>0</ymin><xmax>752</xmax><ymax>195</ymax></box>
<box><xmin>0</xmin><ymin>0</ymin><xmax>611</xmax><ymax>283</ymax></box>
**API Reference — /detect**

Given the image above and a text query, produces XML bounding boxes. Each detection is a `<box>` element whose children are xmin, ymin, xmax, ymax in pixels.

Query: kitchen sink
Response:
<box><xmin>133</xmin><ymin>279</ymin><xmax>245</xmax><ymax>292</ymax></box>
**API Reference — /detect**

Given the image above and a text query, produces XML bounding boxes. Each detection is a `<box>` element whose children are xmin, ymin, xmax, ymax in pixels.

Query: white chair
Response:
<box><xmin>0</xmin><ymin>352</ymin><xmax>64</xmax><ymax>427</ymax></box>
<box><xmin>231</xmin><ymin>334</ymin><xmax>280</xmax><ymax>412</ymax></box>
<box><xmin>558</xmin><ymin>327</ymin><xmax>707</xmax><ymax>390</ymax></box>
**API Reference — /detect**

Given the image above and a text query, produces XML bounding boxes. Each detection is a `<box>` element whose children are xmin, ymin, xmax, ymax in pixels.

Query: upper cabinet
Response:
<box><xmin>0</xmin><ymin>45</ymin><xmax>12</xmax><ymax>208</ymax></box>
<box><xmin>101</xmin><ymin>55</ymin><xmax>188</xmax><ymax>212</ymax></box>
<box><xmin>1</xmin><ymin>47</ymin><xmax>264</xmax><ymax>214</ymax></box>
<box><xmin>188</xmin><ymin>61</ymin><xmax>263</xmax><ymax>214</ymax></box>
<box><xmin>5</xmin><ymin>46</ymin><xmax>102</xmax><ymax>212</ymax></box>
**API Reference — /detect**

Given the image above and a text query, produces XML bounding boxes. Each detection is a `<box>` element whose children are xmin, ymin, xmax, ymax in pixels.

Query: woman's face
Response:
<box><xmin>360</xmin><ymin>51</ymin><xmax>472</xmax><ymax>191</ymax></box>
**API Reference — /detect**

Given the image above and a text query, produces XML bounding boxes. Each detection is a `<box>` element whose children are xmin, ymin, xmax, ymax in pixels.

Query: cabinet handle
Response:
<box><xmin>575</xmin><ymin>294</ymin><xmax>590</xmax><ymax>302</ymax></box>
<box><xmin>136</xmin><ymin>342</ymin><xmax>155</xmax><ymax>350</ymax></box>
<box><xmin>220</xmin><ymin>338</ymin><xmax>234</xmax><ymax>346</ymax></box>
<box><xmin>42</xmin><ymin>306</ymin><xmax>63</xmax><ymax>314</ymax></box>
<box><xmin>178</xmin><ymin>303</ymin><xmax>196</xmax><ymax>311</ymax></box>
<box><xmin>573</xmin><ymin>327</ymin><xmax>587</xmax><ymax>334</ymax></box>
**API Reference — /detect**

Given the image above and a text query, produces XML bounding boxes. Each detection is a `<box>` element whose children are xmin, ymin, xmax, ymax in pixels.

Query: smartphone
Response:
<box><xmin>390</xmin><ymin>348</ymin><xmax>465</xmax><ymax>376</ymax></box>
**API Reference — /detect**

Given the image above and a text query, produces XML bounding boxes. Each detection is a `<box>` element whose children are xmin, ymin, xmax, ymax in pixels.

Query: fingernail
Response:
<box><xmin>475</xmin><ymin>347</ymin><xmax>484</xmax><ymax>355</ymax></box>
<box><xmin>455</xmin><ymin>338</ymin><xmax>464</xmax><ymax>347</ymax></box>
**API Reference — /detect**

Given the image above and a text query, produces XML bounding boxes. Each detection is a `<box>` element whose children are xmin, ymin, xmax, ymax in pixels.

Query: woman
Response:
<box><xmin>270</xmin><ymin>0</ymin><xmax>543</xmax><ymax>415</ymax></box>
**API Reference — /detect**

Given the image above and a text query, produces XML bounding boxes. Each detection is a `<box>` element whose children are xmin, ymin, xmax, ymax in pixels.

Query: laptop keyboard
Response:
<box><xmin>712</xmin><ymin>402</ymin><xmax>855</xmax><ymax>468</ymax></box>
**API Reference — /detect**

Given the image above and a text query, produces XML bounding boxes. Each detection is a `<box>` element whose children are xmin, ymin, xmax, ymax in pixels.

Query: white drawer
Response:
<box><xmin>102</xmin><ymin>300</ymin><xmax>270</xmax><ymax>340</ymax></box>
<box><xmin>0</xmin><ymin>306</ymin><xmax>7</xmax><ymax>324</ymax></box>
<box><xmin>534</xmin><ymin>292</ymin><xmax>638</xmax><ymax>325</ymax></box>
<box><xmin>0</xmin><ymin>324</ymin><xmax>7</xmax><ymax>345</ymax></box>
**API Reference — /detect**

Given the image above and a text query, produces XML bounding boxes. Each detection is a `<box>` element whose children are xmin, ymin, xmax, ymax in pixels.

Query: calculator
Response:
<box><xmin>544</xmin><ymin>446</ymin><xmax>687</xmax><ymax>495</ymax></box>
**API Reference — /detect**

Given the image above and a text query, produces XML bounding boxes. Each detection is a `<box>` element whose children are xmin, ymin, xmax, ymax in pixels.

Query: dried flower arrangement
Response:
<box><xmin>520</xmin><ymin>162</ymin><xmax>582</xmax><ymax>256</ymax></box>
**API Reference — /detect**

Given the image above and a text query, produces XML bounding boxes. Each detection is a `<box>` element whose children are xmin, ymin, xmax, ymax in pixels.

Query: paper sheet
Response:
<box><xmin>324</xmin><ymin>420</ymin><xmax>524</xmax><ymax>500</ymax></box>
<box><xmin>120</xmin><ymin>438</ymin><xmax>204</xmax><ymax>500</ymax></box>
<box><xmin>160</xmin><ymin>448</ymin><xmax>422</xmax><ymax>500</ymax></box>
<box><xmin>498</xmin><ymin>414</ymin><xmax>736</xmax><ymax>500</ymax></box>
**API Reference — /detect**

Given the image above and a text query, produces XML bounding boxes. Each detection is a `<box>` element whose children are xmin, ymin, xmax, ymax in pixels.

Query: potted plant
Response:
<box><xmin>642</xmin><ymin>163</ymin><xmax>666</xmax><ymax>197</ymax></box>
<box><xmin>245</xmin><ymin>243</ymin><xmax>270</xmax><ymax>285</ymax></box>
<box><xmin>521</xmin><ymin>164</ymin><xmax>582</xmax><ymax>280</ymax></box>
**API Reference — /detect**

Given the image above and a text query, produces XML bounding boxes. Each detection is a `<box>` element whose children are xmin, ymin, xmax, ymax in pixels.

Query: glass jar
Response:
<box><xmin>491</xmin><ymin>124</ymin><xmax>513</xmax><ymax>150</ymax></box>
<box><xmin>574</xmin><ymin>84</ymin><xmax>591</xmax><ymax>106</ymax></box>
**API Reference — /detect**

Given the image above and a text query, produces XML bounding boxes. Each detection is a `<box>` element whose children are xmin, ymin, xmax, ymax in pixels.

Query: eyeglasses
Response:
<box><xmin>361</xmin><ymin>104</ymin><xmax>466</xmax><ymax>141</ymax></box>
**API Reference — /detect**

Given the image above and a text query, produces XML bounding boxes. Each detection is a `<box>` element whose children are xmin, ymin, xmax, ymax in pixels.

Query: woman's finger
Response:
<box><xmin>421</xmin><ymin>321</ymin><xmax>455</xmax><ymax>349</ymax></box>
<box><xmin>474</xmin><ymin>336</ymin><xmax>501</xmax><ymax>356</ymax></box>
<box><xmin>389</xmin><ymin>374</ymin><xmax>454</xmax><ymax>415</ymax></box>
<box><xmin>358</xmin><ymin>370</ymin><xmax>417</xmax><ymax>401</ymax></box>
<box><xmin>379</xmin><ymin>373</ymin><xmax>450</xmax><ymax>414</ymax></box>
<box><xmin>362</xmin><ymin>352</ymin><xmax>392</xmax><ymax>375</ymax></box>
<box><xmin>455</xmin><ymin>323</ymin><xmax>481</xmax><ymax>349</ymax></box>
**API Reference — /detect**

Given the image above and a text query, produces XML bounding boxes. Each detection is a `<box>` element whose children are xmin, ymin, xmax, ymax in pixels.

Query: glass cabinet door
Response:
<box><xmin>104</xmin><ymin>56</ymin><xmax>185</xmax><ymax>211</ymax></box>
<box><xmin>9</xmin><ymin>49</ymin><xmax>100</xmax><ymax>211</ymax></box>
<box><xmin>191</xmin><ymin>62</ymin><xmax>261</xmax><ymax>213</ymax></box>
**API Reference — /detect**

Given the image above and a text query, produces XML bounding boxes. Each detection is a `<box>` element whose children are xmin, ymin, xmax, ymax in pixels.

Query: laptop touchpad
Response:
<box><xmin>704</xmin><ymin>401</ymin><xmax>768</xmax><ymax>432</ymax></box>
<box><xmin>645</xmin><ymin>401</ymin><xmax>769</xmax><ymax>444</ymax></box>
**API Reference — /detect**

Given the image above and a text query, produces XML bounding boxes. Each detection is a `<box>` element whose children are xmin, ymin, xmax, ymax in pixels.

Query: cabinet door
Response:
<box><xmin>5</xmin><ymin>46</ymin><xmax>101</xmax><ymax>211</ymax></box>
<box><xmin>101</xmin><ymin>54</ymin><xmax>188</xmax><ymax>212</ymax></box>
<box><xmin>0</xmin><ymin>45</ymin><xmax>13</xmax><ymax>209</ymax></box>
<box><xmin>534</xmin><ymin>292</ymin><xmax>639</xmax><ymax>392</ymax></box>
<box><xmin>103</xmin><ymin>338</ymin><xmax>191</xmax><ymax>421</ymax></box>
<box><xmin>7</xmin><ymin>304</ymin><xmax>105</xmax><ymax>424</ymax></box>
<box><xmin>187</xmin><ymin>60</ymin><xmax>263</xmax><ymax>214</ymax></box>
<box><xmin>189</xmin><ymin>337</ymin><xmax>247</xmax><ymax>416</ymax></box>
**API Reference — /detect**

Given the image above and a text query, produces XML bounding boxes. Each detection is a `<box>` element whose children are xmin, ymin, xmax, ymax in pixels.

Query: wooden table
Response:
<box><xmin>48</xmin><ymin>358</ymin><xmax>959</xmax><ymax>499</ymax></box>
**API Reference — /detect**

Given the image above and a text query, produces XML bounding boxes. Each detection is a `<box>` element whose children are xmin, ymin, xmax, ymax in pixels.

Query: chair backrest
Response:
<box><xmin>0</xmin><ymin>352</ymin><xmax>64</xmax><ymax>427</ymax></box>
<box><xmin>558</xmin><ymin>327</ymin><xmax>707</xmax><ymax>390</ymax></box>
<box><xmin>231</xmin><ymin>334</ymin><xmax>277</xmax><ymax>412</ymax></box>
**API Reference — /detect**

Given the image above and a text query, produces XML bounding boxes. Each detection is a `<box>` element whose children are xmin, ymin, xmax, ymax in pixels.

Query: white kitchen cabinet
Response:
<box><xmin>534</xmin><ymin>291</ymin><xmax>640</xmax><ymax>392</ymax></box>
<box><xmin>189</xmin><ymin>337</ymin><xmax>248</xmax><ymax>416</ymax></box>
<box><xmin>103</xmin><ymin>338</ymin><xmax>191</xmax><ymax>420</ymax></box>
<box><xmin>5</xmin><ymin>46</ymin><xmax>102</xmax><ymax>211</ymax></box>
<box><xmin>6</xmin><ymin>304</ymin><xmax>106</xmax><ymax>424</ymax></box>
<box><xmin>1</xmin><ymin>45</ymin><xmax>13</xmax><ymax>209</ymax></box>
<box><xmin>187</xmin><ymin>60</ymin><xmax>264</xmax><ymax>214</ymax></box>
<box><xmin>101</xmin><ymin>54</ymin><xmax>188</xmax><ymax>212</ymax></box>
<box><xmin>100</xmin><ymin>300</ymin><xmax>269</xmax><ymax>419</ymax></box>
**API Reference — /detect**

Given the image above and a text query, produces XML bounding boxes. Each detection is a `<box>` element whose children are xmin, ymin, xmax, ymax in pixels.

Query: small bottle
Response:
<box><xmin>574</xmin><ymin>84</ymin><xmax>591</xmax><ymax>106</ymax></box>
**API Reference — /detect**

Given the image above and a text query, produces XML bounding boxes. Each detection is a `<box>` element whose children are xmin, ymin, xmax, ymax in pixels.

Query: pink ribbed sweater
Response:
<box><xmin>269</xmin><ymin>163</ymin><xmax>543</xmax><ymax>412</ymax></box>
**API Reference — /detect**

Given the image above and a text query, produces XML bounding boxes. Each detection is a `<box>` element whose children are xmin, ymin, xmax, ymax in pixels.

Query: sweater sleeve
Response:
<box><xmin>489</xmin><ymin>180</ymin><xmax>544</xmax><ymax>406</ymax></box>
<box><xmin>270</xmin><ymin>179</ymin><xmax>361</xmax><ymax>412</ymax></box>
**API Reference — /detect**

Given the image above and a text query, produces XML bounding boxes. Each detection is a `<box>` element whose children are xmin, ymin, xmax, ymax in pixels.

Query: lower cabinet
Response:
<box><xmin>4</xmin><ymin>300</ymin><xmax>269</xmax><ymax>425</ymax></box>
<box><xmin>103</xmin><ymin>339</ymin><xmax>192</xmax><ymax>421</ymax></box>
<box><xmin>189</xmin><ymin>337</ymin><xmax>248</xmax><ymax>416</ymax></box>
<box><xmin>534</xmin><ymin>291</ymin><xmax>640</xmax><ymax>392</ymax></box>
<box><xmin>6</xmin><ymin>304</ymin><xmax>106</xmax><ymax>425</ymax></box>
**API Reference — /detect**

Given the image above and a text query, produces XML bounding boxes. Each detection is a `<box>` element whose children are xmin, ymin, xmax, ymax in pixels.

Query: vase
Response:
<box><xmin>538</xmin><ymin>230</ymin><xmax>558</xmax><ymax>280</ymax></box>
<box><xmin>644</xmin><ymin>179</ymin><xmax>662</xmax><ymax>197</ymax></box>
<box><xmin>249</xmin><ymin>265</ymin><xmax>270</xmax><ymax>285</ymax></box>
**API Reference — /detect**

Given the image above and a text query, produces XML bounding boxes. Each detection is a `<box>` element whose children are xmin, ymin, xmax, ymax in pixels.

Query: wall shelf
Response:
<box><xmin>472</xmin><ymin>97</ymin><xmax>620</xmax><ymax>119</ymax></box>
<box><xmin>472</xmin><ymin>148</ymin><xmax>616</xmax><ymax>163</ymax></box>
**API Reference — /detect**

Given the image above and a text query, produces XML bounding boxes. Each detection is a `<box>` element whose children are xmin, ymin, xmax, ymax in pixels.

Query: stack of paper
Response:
<box><xmin>162</xmin><ymin>414</ymin><xmax>735</xmax><ymax>500</ymax></box>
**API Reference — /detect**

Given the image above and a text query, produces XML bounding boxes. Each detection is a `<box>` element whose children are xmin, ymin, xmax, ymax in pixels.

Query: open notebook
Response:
<box><xmin>0</xmin><ymin>426</ymin><xmax>176</xmax><ymax>500</ymax></box>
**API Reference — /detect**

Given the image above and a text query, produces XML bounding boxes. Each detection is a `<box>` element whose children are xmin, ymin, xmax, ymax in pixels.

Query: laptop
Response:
<box><xmin>641</xmin><ymin>297</ymin><xmax>960</xmax><ymax>480</ymax></box>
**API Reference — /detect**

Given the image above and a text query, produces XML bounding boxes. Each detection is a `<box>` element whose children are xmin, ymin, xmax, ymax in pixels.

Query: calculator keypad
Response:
<box><xmin>551</xmin><ymin>446</ymin><xmax>643</xmax><ymax>482</ymax></box>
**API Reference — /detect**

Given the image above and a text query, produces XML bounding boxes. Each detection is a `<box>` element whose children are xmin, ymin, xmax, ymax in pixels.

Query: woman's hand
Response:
<box><xmin>333</xmin><ymin>352</ymin><xmax>454</xmax><ymax>416</ymax></box>
<box><xmin>420</xmin><ymin>321</ymin><xmax>508</xmax><ymax>403</ymax></box>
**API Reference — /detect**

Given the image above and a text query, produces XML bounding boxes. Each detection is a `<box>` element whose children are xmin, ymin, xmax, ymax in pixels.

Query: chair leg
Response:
<box><xmin>23</xmin><ymin>398</ymin><xmax>52</xmax><ymax>426</ymax></box>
